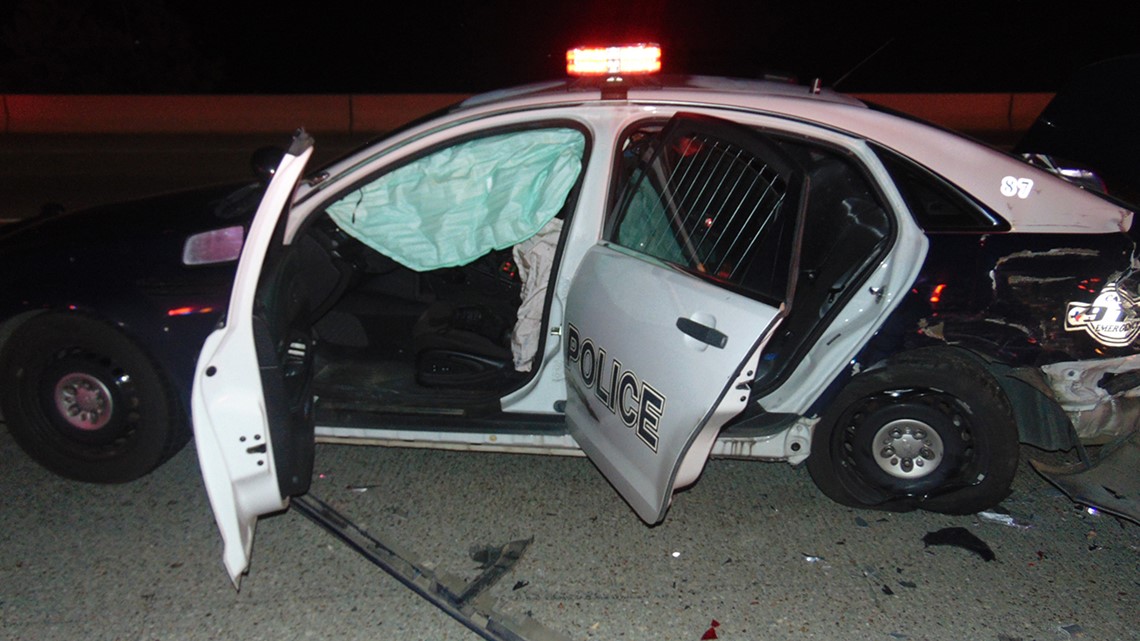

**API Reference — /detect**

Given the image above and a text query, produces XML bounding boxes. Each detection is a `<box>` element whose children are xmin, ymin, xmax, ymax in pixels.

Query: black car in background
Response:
<box><xmin>0</xmin><ymin>182</ymin><xmax>263</xmax><ymax>481</ymax></box>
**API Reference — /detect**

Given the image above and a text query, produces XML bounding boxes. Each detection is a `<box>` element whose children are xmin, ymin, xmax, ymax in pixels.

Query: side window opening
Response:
<box><xmin>326</xmin><ymin>128</ymin><xmax>585</xmax><ymax>270</ymax></box>
<box><xmin>872</xmin><ymin>143</ymin><xmax>1009</xmax><ymax>232</ymax></box>
<box><xmin>606</xmin><ymin>116</ymin><xmax>895</xmax><ymax>400</ymax></box>
<box><xmin>608</xmin><ymin>115</ymin><xmax>805</xmax><ymax>306</ymax></box>
<box><xmin>750</xmin><ymin>141</ymin><xmax>894</xmax><ymax>393</ymax></box>
<box><xmin>286</xmin><ymin>126</ymin><xmax>587</xmax><ymax>411</ymax></box>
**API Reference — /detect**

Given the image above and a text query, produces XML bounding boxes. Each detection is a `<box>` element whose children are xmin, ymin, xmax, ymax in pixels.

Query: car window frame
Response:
<box><xmin>602</xmin><ymin>112</ymin><xmax>809</xmax><ymax>309</ymax></box>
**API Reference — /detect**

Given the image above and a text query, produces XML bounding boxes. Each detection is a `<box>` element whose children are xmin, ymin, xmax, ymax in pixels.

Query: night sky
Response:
<box><xmin>1</xmin><ymin>0</ymin><xmax>1137</xmax><ymax>94</ymax></box>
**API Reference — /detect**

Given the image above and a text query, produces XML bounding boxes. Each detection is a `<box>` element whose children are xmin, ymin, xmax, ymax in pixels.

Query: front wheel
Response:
<box><xmin>0</xmin><ymin>314</ymin><xmax>188</xmax><ymax>483</ymax></box>
<box><xmin>807</xmin><ymin>349</ymin><xmax>1020</xmax><ymax>514</ymax></box>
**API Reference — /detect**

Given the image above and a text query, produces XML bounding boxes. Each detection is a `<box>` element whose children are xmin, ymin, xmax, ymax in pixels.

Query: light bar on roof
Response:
<box><xmin>567</xmin><ymin>44</ymin><xmax>662</xmax><ymax>76</ymax></box>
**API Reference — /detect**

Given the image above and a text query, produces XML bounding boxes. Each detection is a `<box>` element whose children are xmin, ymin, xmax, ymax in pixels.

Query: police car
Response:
<box><xmin>9</xmin><ymin>45</ymin><xmax>1138</xmax><ymax>584</ymax></box>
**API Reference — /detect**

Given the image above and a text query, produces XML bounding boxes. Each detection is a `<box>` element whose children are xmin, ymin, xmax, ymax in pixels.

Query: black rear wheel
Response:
<box><xmin>0</xmin><ymin>314</ymin><xmax>188</xmax><ymax>482</ymax></box>
<box><xmin>807</xmin><ymin>348</ymin><xmax>1019</xmax><ymax>514</ymax></box>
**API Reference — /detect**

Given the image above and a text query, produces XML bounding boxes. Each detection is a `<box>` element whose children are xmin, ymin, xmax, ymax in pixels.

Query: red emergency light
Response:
<box><xmin>567</xmin><ymin>44</ymin><xmax>662</xmax><ymax>77</ymax></box>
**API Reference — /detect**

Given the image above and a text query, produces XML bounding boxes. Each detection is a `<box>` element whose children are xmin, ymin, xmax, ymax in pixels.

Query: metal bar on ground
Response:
<box><xmin>290</xmin><ymin>494</ymin><xmax>571</xmax><ymax>641</ymax></box>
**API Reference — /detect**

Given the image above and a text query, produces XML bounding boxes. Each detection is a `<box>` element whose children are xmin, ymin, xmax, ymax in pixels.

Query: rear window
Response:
<box><xmin>873</xmin><ymin>144</ymin><xmax>1009</xmax><ymax>232</ymax></box>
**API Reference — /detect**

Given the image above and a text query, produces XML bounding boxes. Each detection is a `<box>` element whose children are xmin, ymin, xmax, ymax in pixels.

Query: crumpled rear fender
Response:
<box><xmin>1032</xmin><ymin>430</ymin><xmax>1140</xmax><ymax>524</ymax></box>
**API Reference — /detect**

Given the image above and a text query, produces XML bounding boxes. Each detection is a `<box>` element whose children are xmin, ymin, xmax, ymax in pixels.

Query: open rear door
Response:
<box><xmin>192</xmin><ymin>132</ymin><xmax>318</xmax><ymax>586</ymax></box>
<box><xmin>564</xmin><ymin>114</ymin><xmax>806</xmax><ymax>523</ymax></box>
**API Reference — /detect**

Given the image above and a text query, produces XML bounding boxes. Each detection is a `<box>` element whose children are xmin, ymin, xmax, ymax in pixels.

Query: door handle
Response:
<box><xmin>676</xmin><ymin>317</ymin><xmax>728</xmax><ymax>349</ymax></box>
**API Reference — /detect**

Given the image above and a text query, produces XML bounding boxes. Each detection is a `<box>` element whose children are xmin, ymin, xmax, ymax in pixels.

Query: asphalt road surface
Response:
<box><xmin>0</xmin><ymin>135</ymin><xmax>1138</xmax><ymax>641</ymax></box>
<box><xmin>1</xmin><ymin>426</ymin><xmax>1137</xmax><ymax>641</ymax></box>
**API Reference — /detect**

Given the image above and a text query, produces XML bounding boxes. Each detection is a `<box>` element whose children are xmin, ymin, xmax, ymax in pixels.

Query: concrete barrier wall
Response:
<box><xmin>0</xmin><ymin>92</ymin><xmax>1053</xmax><ymax>137</ymax></box>
<box><xmin>0</xmin><ymin>94</ymin><xmax>470</xmax><ymax>135</ymax></box>
<box><xmin>855</xmin><ymin>92</ymin><xmax>1054</xmax><ymax>138</ymax></box>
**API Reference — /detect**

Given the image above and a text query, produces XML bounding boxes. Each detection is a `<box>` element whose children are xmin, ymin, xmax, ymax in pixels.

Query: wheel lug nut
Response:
<box><xmin>881</xmin><ymin>447</ymin><xmax>895</xmax><ymax>458</ymax></box>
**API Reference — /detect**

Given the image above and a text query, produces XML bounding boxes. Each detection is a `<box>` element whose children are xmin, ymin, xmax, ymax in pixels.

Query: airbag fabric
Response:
<box><xmin>327</xmin><ymin>128</ymin><xmax>584</xmax><ymax>271</ymax></box>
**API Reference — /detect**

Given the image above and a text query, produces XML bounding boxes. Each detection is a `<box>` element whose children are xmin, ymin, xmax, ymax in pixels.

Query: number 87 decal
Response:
<box><xmin>1001</xmin><ymin>176</ymin><xmax>1035</xmax><ymax>199</ymax></box>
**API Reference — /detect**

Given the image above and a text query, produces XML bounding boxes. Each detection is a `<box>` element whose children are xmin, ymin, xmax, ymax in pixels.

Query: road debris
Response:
<box><xmin>1058</xmin><ymin>622</ymin><xmax>1086</xmax><ymax>639</ymax></box>
<box><xmin>699</xmin><ymin>619</ymin><xmax>721</xmax><ymax>640</ymax></box>
<box><xmin>1032</xmin><ymin>429</ymin><xmax>1140</xmax><ymax>524</ymax></box>
<box><xmin>291</xmin><ymin>495</ymin><xmax>567</xmax><ymax>641</ymax></box>
<box><xmin>977</xmin><ymin>507</ymin><xmax>1030</xmax><ymax>529</ymax></box>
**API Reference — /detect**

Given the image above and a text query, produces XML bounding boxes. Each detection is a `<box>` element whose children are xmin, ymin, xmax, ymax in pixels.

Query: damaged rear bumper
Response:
<box><xmin>1031</xmin><ymin>429</ymin><xmax>1140</xmax><ymax>524</ymax></box>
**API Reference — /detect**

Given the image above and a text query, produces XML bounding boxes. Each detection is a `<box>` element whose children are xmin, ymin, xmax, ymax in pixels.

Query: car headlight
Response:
<box><xmin>182</xmin><ymin>226</ymin><xmax>245</xmax><ymax>266</ymax></box>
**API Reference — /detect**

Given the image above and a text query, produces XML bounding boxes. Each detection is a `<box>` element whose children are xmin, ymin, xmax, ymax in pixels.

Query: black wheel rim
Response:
<box><xmin>837</xmin><ymin>389</ymin><xmax>974</xmax><ymax>498</ymax></box>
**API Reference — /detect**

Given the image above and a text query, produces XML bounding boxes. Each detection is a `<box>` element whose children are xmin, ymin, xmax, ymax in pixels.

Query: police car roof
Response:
<box><xmin>401</xmin><ymin>75</ymin><xmax>1135</xmax><ymax>234</ymax></box>
<box><xmin>458</xmin><ymin>74</ymin><xmax>863</xmax><ymax>110</ymax></box>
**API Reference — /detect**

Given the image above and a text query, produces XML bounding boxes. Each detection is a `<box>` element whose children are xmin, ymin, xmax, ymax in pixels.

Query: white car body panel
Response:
<box><xmin>301</xmin><ymin>103</ymin><xmax>928</xmax><ymax>459</ymax></box>
<box><xmin>564</xmin><ymin>245</ymin><xmax>783</xmax><ymax>523</ymax></box>
<box><xmin>756</xmin><ymin>139</ymin><xmax>931</xmax><ymax>414</ymax></box>
<box><xmin>190</xmin><ymin>75</ymin><xmax>1138</xmax><ymax>583</ymax></box>
<box><xmin>192</xmin><ymin>140</ymin><xmax>313</xmax><ymax>587</ymax></box>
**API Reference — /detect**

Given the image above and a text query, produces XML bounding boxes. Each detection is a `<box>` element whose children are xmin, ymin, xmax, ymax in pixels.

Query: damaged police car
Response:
<box><xmin>190</xmin><ymin>46</ymin><xmax>1140</xmax><ymax>583</ymax></box>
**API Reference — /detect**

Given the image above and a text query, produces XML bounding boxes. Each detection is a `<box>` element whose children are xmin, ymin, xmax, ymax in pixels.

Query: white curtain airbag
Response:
<box><xmin>327</xmin><ymin>128</ymin><xmax>584</xmax><ymax>272</ymax></box>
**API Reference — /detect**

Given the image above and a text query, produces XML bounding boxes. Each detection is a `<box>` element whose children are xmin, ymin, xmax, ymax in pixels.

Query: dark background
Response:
<box><xmin>0</xmin><ymin>0</ymin><xmax>1137</xmax><ymax>94</ymax></box>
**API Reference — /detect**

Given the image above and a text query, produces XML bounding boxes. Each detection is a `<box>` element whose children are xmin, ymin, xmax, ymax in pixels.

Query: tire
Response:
<box><xmin>0</xmin><ymin>314</ymin><xmax>189</xmax><ymax>483</ymax></box>
<box><xmin>807</xmin><ymin>348</ymin><xmax>1020</xmax><ymax>514</ymax></box>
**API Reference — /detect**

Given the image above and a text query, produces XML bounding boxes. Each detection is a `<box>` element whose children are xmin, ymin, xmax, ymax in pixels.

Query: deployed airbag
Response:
<box><xmin>327</xmin><ymin>128</ymin><xmax>585</xmax><ymax>272</ymax></box>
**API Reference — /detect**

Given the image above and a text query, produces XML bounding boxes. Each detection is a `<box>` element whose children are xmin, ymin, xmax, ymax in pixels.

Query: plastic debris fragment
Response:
<box><xmin>700</xmin><ymin>619</ymin><xmax>721</xmax><ymax>640</ymax></box>
<box><xmin>1059</xmin><ymin>623</ymin><xmax>1085</xmax><ymax>639</ymax></box>
<box><xmin>922</xmin><ymin>527</ymin><xmax>996</xmax><ymax>561</ymax></box>
<box><xmin>1086</xmin><ymin>529</ymin><xmax>1103</xmax><ymax>551</ymax></box>
<box><xmin>855</xmin><ymin>516</ymin><xmax>869</xmax><ymax>527</ymax></box>
<box><xmin>803</xmin><ymin>553</ymin><xmax>825</xmax><ymax>563</ymax></box>
<box><xmin>977</xmin><ymin>509</ymin><xmax>1029</xmax><ymax>528</ymax></box>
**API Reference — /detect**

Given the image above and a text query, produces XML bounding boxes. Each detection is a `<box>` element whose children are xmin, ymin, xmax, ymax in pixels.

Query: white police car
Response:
<box><xmin>191</xmin><ymin>46</ymin><xmax>1140</xmax><ymax>583</ymax></box>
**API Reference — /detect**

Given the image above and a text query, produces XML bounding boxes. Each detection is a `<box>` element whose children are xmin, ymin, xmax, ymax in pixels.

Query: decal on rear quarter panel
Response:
<box><xmin>1000</xmin><ymin>176</ymin><xmax>1035</xmax><ymax>199</ymax></box>
<box><xmin>1066</xmin><ymin>282</ymin><xmax>1140</xmax><ymax>347</ymax></box>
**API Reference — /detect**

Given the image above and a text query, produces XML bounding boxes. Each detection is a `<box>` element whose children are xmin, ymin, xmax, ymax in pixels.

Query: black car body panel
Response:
<box><xmin>0</xmin><ymin>183</ymin><xmax>262</xmax><ymax>407</ymax></box>
<box><xmin>1015</xmin><ymin>54</ymin><xmax>1140</xmax><ymax>207</ymax></box>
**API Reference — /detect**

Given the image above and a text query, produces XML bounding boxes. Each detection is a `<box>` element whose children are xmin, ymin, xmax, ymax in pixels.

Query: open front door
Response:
<box><xmin>192</xmin><ymin>133</ymin><xmax>317</xmax><ymax>586</ymax></box>
<box><xmin>564</xmin><ymin>114</ymin><xmax>806</xmax><ymax>523</ymax></box>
